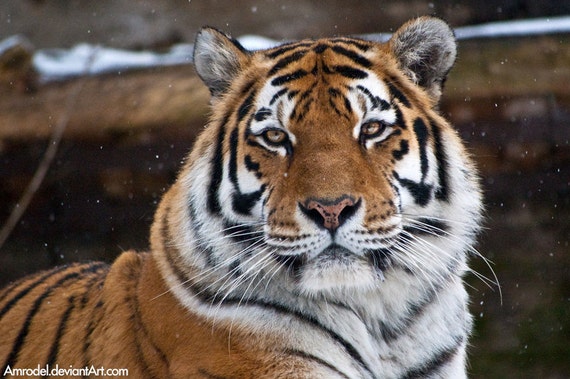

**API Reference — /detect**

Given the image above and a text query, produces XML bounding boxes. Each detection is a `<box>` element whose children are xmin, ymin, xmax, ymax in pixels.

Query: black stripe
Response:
<box><xmin>226</xmin><ymin>36</ymin><xmax>249</xmax><ymax>54</ymax></box>
<box><xmin>80</xmin><ymin>273</ymin><xmax>108</xmax><ymax>369</ymax></box>
<box><xmin>332</xmin><ymin>65</ymin><xmax>368</xmax><ymax>79</ymax></box>
<box><xmin>187</xmin><ymin>186</ymin><xmax>218</xmax><ymax>268</ymax></box>
<box><xmin>330</xmin><ymin>37</ymin><xmax>371</xmax><ymax>52</ymax></box>
<box><xmin>413</xmin><ymin>118</ymin><xmax>430</xmax><ymax>180</ymax></box>
<box><xmin>266</xmin><ymin>42</ymin><xmax>313</xmax><ymax>59</ymax></box>
<box><xmin>313</xmin><ymin>43</ymin><xmax>327</xmax><ymax>54</ymax></box>
<box><xmin>227</xmin><ymin>259</ymin><xmax>242</xmax><ymax>279</ymax></box>
<box><xmin>387</xmin><ymin>80</ymin><xmax>411</xmax><ymax>108</ymax></box>
<box><xmin>163</xmin><ymin>205</ymin><xmax>222</xmax><ymax>290</ymax></box>
<box><xmin>356</xmin><ymin>85</ymin><xmax>378</xmax><ymax>109</ymax></box>
<box><xmin>291</xmin><ymin>95</ymin><xmax>315</xmax><ymax>122</ymax></box>
<box><xmin>331</xmin><ymin>45</ymin><xmax>372</xmax><ymax>68</ymax></box>
<box><xmin>287</xmin><ymin>89</ymin><xmax>300</xmax><ymax>100</ymax></box>
<box><xmin>343</xmin><ymin>95</ymin><xmax>353</xmax><ymax>114</ymax></box>
<box><xmin>328</xmin><ymin>96</ymin><xmax>345</xmax><ymax>119</ymax></box>
<box><xmin>238</xmin><ymin>79</ymin><xmax>256</xmax><ymax>96</ymax></box>
<box><xmin>207</xmin><ymin>119</ymin><xmax>227</xmax><ymax>214</ymax></box>
<box><xmin>399</xmin><ymin>337</ymin><xmax>463</xmax><ymax>379</ymax></box>
<box><xmin>328</xmin><ymin>87</ymin><xmax>341</xmax><ymax>98</ymax></box>
<box><xmin>0</xmin><ymin>281</ymin><xmax>20</xmax><ymax>305</ymax></box>
<box><xmin>237</xmin><ymin>89</ymin><xmax>257</xmax><ymax>122</ymax></box>
<box><xmin>232</xmin><ymin>184</ymin><xmax>264</xmax><ymax>215</ymax></box>
<box><xmin>268</xmin><ymin>50</ymin><xmax>308</xmax><ymax>76</ymax></box>
<box><xmin>253</xmin><ymin>107</ymin><xmax>272</xmax><ymax>122</ymax></box>
<box><xmin>393</xmin><ymin>171</ymin><xmax>433</xmax><ymax>207</ymax></box>
<box><xmin>392</xmin><ymin>139</ymin><xmax>409</xmax><ymax>160</ymax></box>
<box><xmin>283</xmin><ymin>349</ymin><xmax>352</xmax><ymax>379</ymax></box>
<box><xmin>300</xmin><ymin>97</ymin><xmax>315</xmax><ymax>121</ymax></box>
<box><xmin>244</xmin><ymin>155</ymin><xmax>261</xmax><ymax>178</ymax></box>
<box><xmin>271</xmin><ymin>69</ymin><xmax>309</xmax><ymax>86</ymax></box>
<box><xmin>297</xmin><ymin>83</ymin><xmax>316</xmax><ymax>103</ymax></box>
<box><xmin>45</xmin><ymin>296</ymin><xmax>76</xmax><ymax>367</ymax></box>
<box><xmin>356</xmin><ymin>85</ymin><xmax>390</xmax><ymax>111</ymax></box>
<box><xmin>430</xmin><ymin>118</ymin><xmax>450</xmax><ymax>202</ymax></box>
<box><xmin>228</xmin><ymin>128</ymin><xmax>264</xmax><ymax>215</ymax></box>
<box><xmin>2</xmin><ymin>263</ymin><xmax>106</xmax><ymax>371</ymax></box>
<box><xmin>0</xmin><ymin>265</ymin><xmax>71</xmax><ymax>320</ymax></box>
<box><xmin>79</xmin><ymin>274</ymin><xmax>99</xmax><ymax>309</ymax></box>
<box><xmin>131</xmin><ymin>267</ymin><xmax>169</xmax><ymax>375</ymax></box>
<box><xmin>269</xmin><ymin>88</ymin><xmax>288</xmax><ymax>105</ymax></box>
<box><xmin>393</xmin><ymin>104</ymin><xmax>406</xmax><ymax>128</ymax></box>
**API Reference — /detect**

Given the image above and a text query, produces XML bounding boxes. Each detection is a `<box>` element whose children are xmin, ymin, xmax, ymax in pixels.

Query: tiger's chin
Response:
<box><xmin>290</xmin><ymin>245</ymin><xmax>384</xmax><ymax>295</ymax></box>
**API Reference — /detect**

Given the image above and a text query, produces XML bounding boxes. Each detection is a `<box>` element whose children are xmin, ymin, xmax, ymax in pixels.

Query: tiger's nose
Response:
<box><xmin>300</xmin><ymin>196</ymin><xmax>360</xmax><ymax>232</ymax></box>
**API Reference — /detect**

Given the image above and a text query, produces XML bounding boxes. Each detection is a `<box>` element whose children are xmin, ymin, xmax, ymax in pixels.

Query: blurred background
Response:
<box><xmin>0</xmin><ymin>1</ymin><xmax>568</xmax><ymax>377</ymax></box>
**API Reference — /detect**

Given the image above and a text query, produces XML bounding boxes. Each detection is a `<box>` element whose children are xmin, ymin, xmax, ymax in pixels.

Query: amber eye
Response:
<box><xmin>262</xmin><ymin>129</ymin><xmax>288</xmax><ymax>145</ymax></box>
<box><xmin>360</xmin><ymin>121</ymin><xmax>386</xmax><ymax>138</ymax></box>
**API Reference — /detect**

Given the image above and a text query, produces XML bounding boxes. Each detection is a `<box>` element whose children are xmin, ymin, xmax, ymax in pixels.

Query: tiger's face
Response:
<box><xmin>179</xmin><ymin>18</ymin><xmax>481</xmax><ymax>298</ymax></box>
<box><xmin>242</xmin><ymin>49</ymin><xmax>413</xmax><ymax>292</ymax></box>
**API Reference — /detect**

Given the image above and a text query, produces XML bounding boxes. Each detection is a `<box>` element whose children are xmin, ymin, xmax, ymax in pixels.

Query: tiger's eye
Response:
<box><xmin>361</xmin><ymin>121</ymin><xmax>385</xmax><ymax>137</ymax></box>
<box><xmin>263</xmin><ymin>129</ymin><xmax>287</xmax><ymax>145</ymax></box>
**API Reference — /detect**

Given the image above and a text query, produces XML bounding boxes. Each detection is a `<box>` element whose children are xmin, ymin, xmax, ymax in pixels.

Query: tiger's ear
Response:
<box><xmin>389</xmin><ymin>17</ymin><xmax>456</xmax><ymax>101</ymax></box>
<box><xmin>193</xmin><ymin>27</ymin><xmax>251</xmax><ymax>97</ymax></box>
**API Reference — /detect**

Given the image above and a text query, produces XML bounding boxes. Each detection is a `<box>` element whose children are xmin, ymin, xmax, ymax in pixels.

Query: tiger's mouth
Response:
<box><xmin>272</xmin><ymin>243</ymin><xmax>392</xmax><ymax>285</ymax></box>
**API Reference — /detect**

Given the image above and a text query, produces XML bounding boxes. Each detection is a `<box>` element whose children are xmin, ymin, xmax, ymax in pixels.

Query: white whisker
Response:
<box><xmin>396</xmin><ymin>215</ymin><xmax>502</xmax><ymax>304</ymax></box>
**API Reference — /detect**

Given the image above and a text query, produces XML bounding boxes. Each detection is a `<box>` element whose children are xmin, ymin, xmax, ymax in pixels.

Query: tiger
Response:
<box><xmin>1</xmin><ymin>16</ymin><xmax>483</xmax><ymax>378</ymax></box>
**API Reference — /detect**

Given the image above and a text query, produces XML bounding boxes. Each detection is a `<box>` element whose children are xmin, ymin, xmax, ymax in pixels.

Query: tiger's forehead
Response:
<box><xmin>252</xmin><ymin>38</ymin><xmax>394</xmax><ymax>124</ymax></box>
<box><xmin>257</xmin><ymin>37</ymin><xmax>382</xmax><ymax>90</ymax></box>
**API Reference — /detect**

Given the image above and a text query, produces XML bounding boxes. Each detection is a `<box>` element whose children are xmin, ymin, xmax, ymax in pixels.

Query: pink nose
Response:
<box><xmin>302</xmin><ymin>196</ymin><xmax>359</xmax><ymax>232</ymax></box>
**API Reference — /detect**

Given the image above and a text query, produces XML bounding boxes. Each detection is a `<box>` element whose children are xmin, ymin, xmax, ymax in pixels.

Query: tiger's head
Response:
<box><xmin>155</xmin><ymin>17</ymin><xmax>482</xmax><ymax>300</ymax></box>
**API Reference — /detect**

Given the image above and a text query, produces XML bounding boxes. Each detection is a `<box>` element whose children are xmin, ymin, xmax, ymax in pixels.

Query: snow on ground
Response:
<box><xmin>2</xmin><ymin>16</ymin><xmax>568</xmax><ymax>83</ymax></box>
<box><xmin>32</xmin><ymin>44</ymin><xmax>194</xmax><ymax>82</ymax></box>
<box><xmin>454</xmin><ymin>15</ymin><xmax>570</xmax><ymax>39</ymax></box>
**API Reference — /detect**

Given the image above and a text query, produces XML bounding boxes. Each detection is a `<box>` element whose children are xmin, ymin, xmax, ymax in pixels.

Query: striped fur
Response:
<box><xmin>1</xmin><ymin>17</ymin><xmax>483</xmax><ymax>378</ymax></box>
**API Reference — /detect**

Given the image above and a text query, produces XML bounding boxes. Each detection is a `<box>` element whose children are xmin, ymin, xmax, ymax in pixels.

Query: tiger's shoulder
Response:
<box><xmin>1</xmin><ymin>251</ymin><xmax>339</xmax><ymax>378</ymax></box>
